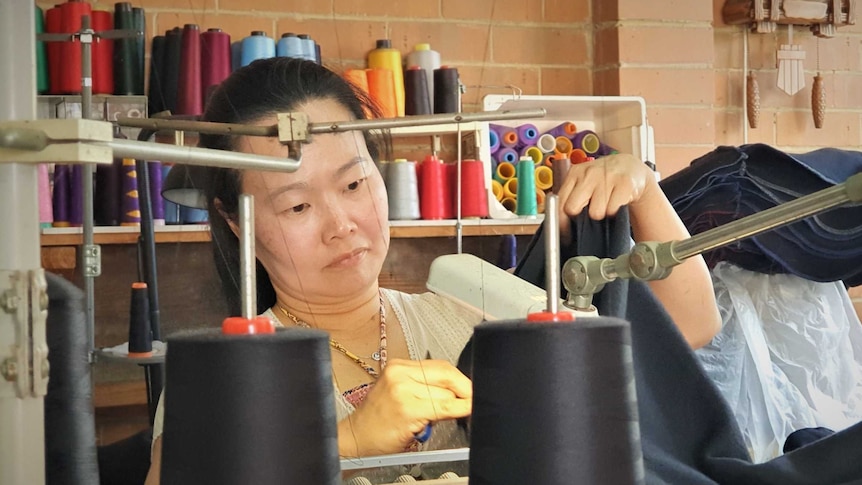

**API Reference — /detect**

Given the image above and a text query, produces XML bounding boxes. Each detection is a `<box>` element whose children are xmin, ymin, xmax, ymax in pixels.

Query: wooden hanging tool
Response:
<box><xmin>777</xmin><ymin>25</ymin><xmax>806</xmax><ymax>95</ymax></box>
<box><xmin>747</xmin><ymin>72</ymin><xmax>760</xmax><ymax>129</ymax></box>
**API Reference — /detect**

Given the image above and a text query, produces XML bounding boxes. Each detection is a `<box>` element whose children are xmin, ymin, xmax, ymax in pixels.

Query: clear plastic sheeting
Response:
<box><xmin>696</xmin><ymin>262</ymin><xmax>862</xmax><ymax>462</ymax></box>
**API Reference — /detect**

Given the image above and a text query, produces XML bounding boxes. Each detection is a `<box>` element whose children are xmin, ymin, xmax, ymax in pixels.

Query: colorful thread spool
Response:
<box><xmin>536</xmin><ymin>133</ymin><xmax>556</xmax><ymax>154</ymax></box>
<box><xmin>367</xmin><ymin>39</ymin><xmax>404</xmax><ymax>116</ymax></box>
<box><xmin>162</xmin><ymin>164</ymin><xmax>180</xmax><ymax>224</ymax></box>
<box><xmin>162</xmin><ymin>27</ymin><xmax>183</xmax><ymax>114</ymax></box>
<box><xmin>502</xmin><ymin>178</ymin><xmax>518</xmax><ymax>199</ymax></box>
<box><xmin>516</xmin><ymin>124</ymin><xmax>539</xmax><ymax>148</ymax></box>
<box><xmin>501</xmin><ymin>197</ymin><xmax>517</xmax><ymax>212</ymax></box>
<box><xmin>494</xmin><ymin>147</ymin><xmax>518</xmax><ymax>166</ymax></box>
<box><xmin>177</xmin><ymin>24</ymin><xmax>202</xmax><ymax>116</ymax></box>
<box><xmin>52</xmin><ymin>165</ymin><xmax>70</xmax><ymax>227</ymax></box>
<box><xmin>573</xmin><ymin>130</ymin><xmax>601</xmax><ymax>155</ymax></box>
<box><xmin>201</xmin><ymin>28</ymin><xmax>232</xmax><ymax>107</ymax></box>
<box><xmin>365</xmin><ymin>68</ymin><xmax>398</xmax><ymax>118</ymax></box>
<box><xmin>241</xmin><ymin>31</ymin><xmax>275</xmax><ymax>67</ymax></box>
<box><xmin>230</xmin><ymin>41</ymin><xmax>242</xmax><ymax>72</ymax></box>
<box><xmin>489</xmin><ymin>128</ymin><xmax>500</xmax><ymax>154</ymax></box>
<box><xmin>148</xmin><ymin>162</ymin><xmax>165</xmax><ymax>225</ymax></box>
<box><xmin>35</xmin><ymin>5</ymin><xmax>48</xmax><ymax>94</ymax></box>
<box><xmin>405</xmin><ymin>43</ymin><xmax>440</xmax><ymax>104</ymax></box>
<box><xmin>91</xmin><ymin>10</ymin><xmax>114</xmax><ymax>95</ymax></box>
<box><xmin>555</xmin><ymin>136</ymin><xmax>573</xmax><ymax>156</ymax></box>
<box><xmin>457</xmin><ymin>159</ymin><xmax>488</xmax><ymax>218</ymax></box>
<box><xmin>490</xmin><ymin>124</ymin><xmax>518</xmax><ymax>148</ymax></box>
<box><xmin>344</xmin><ymin>68</ymin><xmax>369</xmax><ymax>94</ymax></box>
<box><xmin>58</xmin><ymin>0</ymin><xmax>93</xmax><ymax>94</ymax></box>
<box><xmin>433</xmin><ymin>66</ymin><xmax>460</xmax><ymax>114</ymax></box>
<box><xmin>570</xmin><ymin>148</ymin><xmax>589</xmax><ymax>165</ymax></box>
<box><xmin>387</xmin><ymin>159</ymin><xmax>421</xmax><ymax>220</ymax></box>
<box><xmin>112</xmin><ymin>2</ymin><xmax>136</xmax><ymax>95</ymax></box>
<box><xmin>45</xmin><ymin>5</ymin><xmax>62</xmax><ymax>94</ymax></box>
<box><xmin>297</xmin><ymin>34</ymin><xmax>316</xmax><ymax>62</ymax></box>
<box><xmin>127</xmin><ymin>282</ymin><xmax>152</xmax><ymax>357</ymax></box>
<box><xmin>277</xmin><ymin>33</ymin><xmax>303</xmax><ymax>59</ymax></box>
<box><xmin>494</xmin><ymin>161</ymin><xmax>516</xmax><ymax>184</ymax></box>
<box><xmin>404</xmin><ymin>66</ymin><xmax>432</xmax><ymax>116</ymax></box>
<box><xmin>491</xmin><ymin>179</ymin><xmax>504</xmax><ymax>202</ymax></box>
<box><xmin>548</xmin><ymin>121</ymin><xmax>577</xmax><ymax>138</ymax></box>
<box><xmin>521</xmin><ymin>146</ymin><xmax>543</xmax><ymax>166</ymax></box>
<box><xmin>515</xmin><ymin>157</ymin><xmax>537</xmax><ymax>217</ymax></box>
<box><xmin>419</xmin><ymin>155</ymin><xmax>450</xmax><ymax>220</ymax></box>
<box><xmin>552</xmin><ymin>156</ymin><xmax>570</xmax><ymax>194</ymax></box>
<box><xmin>534</xmin><ymin>165</ymin><xmax>553</xmax><ymax>191</ymax></box>
<box><xmin>121</xmin><ymin>158</ymin><xmax>140</xmax><ymax>226</ymax></box>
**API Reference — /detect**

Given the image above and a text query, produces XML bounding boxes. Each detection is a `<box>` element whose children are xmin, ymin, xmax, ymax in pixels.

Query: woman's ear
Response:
<box><xmin>214</xmin><ymin>198</ymin><xmax>240</xmax><ymax>238</ymax></box>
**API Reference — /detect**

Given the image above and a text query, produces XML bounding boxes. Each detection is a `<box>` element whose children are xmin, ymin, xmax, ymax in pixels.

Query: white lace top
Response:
<box><xmin>153</xmin><ymin>288</ymin><xmax>481</xmax><ymax>483</ymax></box>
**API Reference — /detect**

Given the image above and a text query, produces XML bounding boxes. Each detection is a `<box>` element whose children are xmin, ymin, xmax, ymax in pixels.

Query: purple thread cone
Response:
<box><xmin>516</xmin><ymin>124</ymin><xmax>539</xmax><ymax>148</ymax></box>
<box><xmin>489</xmin><ymin>127</ymin><xmax>500</xmax><ymax>154</ymax></box>
<box><xmin>148</xmin><ymin>161</ymin><xmax>165</xmax><ymax>224</ymax></box>
<box><xmin>547</xmin><ymin>121</ymin><xmax>577</xmax><ymax>138</ymax></box>
<box><xmin>572</xmin><ymin>130</ymin><xmax>601</xmax><ymax>155</ymax></box>
<box><xmin>494</xmin><ymin>147</ymin><xmax>519</xmax><ymax>165</ymax></box>
<box><xmin>52</xmin><ymin>165</ymin><xmax>70</xmax><ymax>227</ymax></box>
<box><xmin>121</xmin><ymin>159</ymin><xmax>141</xmax><ymax>226</ymax></box>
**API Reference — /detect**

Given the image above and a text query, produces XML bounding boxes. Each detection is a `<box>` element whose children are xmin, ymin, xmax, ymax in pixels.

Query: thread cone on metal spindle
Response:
<box><xmin>812</xmin><ymin>73</ymin><xmax>826</xmax><ymax>129</ymax></box>
<box><xmin>747</xmin><ymin>72</ymin><xmax>760</xmax><ymax>129</ymax></box>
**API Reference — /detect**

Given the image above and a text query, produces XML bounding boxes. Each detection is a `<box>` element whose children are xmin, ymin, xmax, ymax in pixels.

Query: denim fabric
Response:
<box><xmin>660</xmin><ymin>143</ymin><xmax>862</xmax><ymax>286</ymax></box>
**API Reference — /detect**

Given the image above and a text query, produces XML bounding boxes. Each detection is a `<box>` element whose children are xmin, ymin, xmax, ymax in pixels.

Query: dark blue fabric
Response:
<box><xmin>659</xmin><ymin>143</ymin><xmax>862</xmax><ymax>286</ymax></box>
<box><xmin>506</xmin><ymin>211</ymin><xmax>862</xmax><ymax>485</ymax></box>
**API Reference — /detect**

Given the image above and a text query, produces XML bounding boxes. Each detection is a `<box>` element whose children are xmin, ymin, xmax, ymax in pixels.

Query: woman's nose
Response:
<box><xmin>322</xmin><ymin>201</ymin><xmax>357</xmax><ymax>240</ymax></box>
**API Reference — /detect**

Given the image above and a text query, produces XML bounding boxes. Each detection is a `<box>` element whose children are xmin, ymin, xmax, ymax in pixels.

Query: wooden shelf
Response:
<box><xmin>40</xmin><ymin>218</ymin><xmax>542</xmax><ymax>246</ymax></box>
<box><xmin>40</xmin><ymin>225</ymin><xmax>212</xmax><ymax>246</ymax></box>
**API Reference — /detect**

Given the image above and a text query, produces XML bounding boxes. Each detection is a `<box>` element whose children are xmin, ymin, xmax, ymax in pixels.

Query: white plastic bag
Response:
<box><xmin>695</xmin><ymin>262</ymin><xmax>862</xmax><ymax>462</ymax></box>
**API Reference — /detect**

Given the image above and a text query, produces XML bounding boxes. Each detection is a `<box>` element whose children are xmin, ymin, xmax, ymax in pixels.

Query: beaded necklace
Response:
<box><xmin>277</xmin><ymin>291</ymin><xmax>387</xmax><ymax>378</ymax></box>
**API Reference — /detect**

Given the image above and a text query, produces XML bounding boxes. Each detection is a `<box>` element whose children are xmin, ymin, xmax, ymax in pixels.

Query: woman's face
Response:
<box><xmin>237</xmin><ymin>97</ymin><xmax>389</xmax><ymax>302</ymax></box>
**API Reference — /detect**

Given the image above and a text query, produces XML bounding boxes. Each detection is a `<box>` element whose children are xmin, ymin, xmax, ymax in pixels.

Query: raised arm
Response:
<box><xmin>557</xmin><ymin>154</ymin><xmax>721</xmax><ymax>348</ymax></box>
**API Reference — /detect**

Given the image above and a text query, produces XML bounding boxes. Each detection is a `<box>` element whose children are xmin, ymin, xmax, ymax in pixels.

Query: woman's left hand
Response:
<box><xmin>556</xmin><ymin>153</ymin><xmax>657</xmax><ymax>223</ymax></box>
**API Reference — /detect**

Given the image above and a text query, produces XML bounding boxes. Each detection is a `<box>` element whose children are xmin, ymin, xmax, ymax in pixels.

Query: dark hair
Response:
<box><xmin>199</xmin><ymin>57</ymin><xmax>386</xmax><ymax>316</ymax></box>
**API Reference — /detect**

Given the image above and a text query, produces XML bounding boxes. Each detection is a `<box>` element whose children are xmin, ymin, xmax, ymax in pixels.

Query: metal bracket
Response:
<box><xmin>276</xmin><ymin>112</ymin><xmax>310</xmax><ymax>145</ymax></box>
<box><xmin>82</xmin><ymin>244</ymin><xmax>101</xmax><ymax>277</ymax></box>
<box><xmin>1</xmin><ymin>269</ymin><xmax>49</xmax><ymax>398</ymax></box>
<box><xmin>0</xmin><ymin>118</ymin><xmax>113</xmax><ymax>165</ymax></box>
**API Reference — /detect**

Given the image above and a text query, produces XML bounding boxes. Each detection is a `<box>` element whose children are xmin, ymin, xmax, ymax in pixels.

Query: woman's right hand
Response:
<box><xmin>338</xmin><ymin>358</ymin><xmax>472</xmax><ymax>457</ymax></box>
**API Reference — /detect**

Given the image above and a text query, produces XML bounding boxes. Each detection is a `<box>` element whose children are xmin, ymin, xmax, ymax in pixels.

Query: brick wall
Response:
<box><xmin>38</xmin><ymin>0</ymin><xmax>862</xmax><ymax>313</ymax></box>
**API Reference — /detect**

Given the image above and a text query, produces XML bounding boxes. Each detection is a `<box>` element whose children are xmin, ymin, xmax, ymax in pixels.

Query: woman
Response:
<box><xmin>146</xmin><ymin>57</ymin><xmax>720</xmax><ymax>484</ymax></box>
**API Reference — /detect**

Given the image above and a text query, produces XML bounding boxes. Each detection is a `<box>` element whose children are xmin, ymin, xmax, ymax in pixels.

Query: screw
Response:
<box><xmin>1</xmin><ymin>359</ymin><xmax>17</xmax><ymax>382</ymax></box>
<box><xmin>1</xmin><ymin>291</ymin><xmax>19</xmax><ymax>312</ymax></box>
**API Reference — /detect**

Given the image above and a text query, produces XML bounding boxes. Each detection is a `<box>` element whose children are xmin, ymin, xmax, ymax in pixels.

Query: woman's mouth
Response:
<box><xmin>327</xmin><ymin>248</ymin><xmax>368</xmax><ymax>269</ymax></box>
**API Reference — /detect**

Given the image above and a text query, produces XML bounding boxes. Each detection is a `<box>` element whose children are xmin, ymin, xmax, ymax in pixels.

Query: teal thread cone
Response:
<box><xmin>516</xmin><ymin>157</ymin><xmax>537</xmax><ymax>216</ymax></box>
<box><xmin>35</xmin><ymin>5</ymin><xmax>48</xmax><ymax>93</ymax></box>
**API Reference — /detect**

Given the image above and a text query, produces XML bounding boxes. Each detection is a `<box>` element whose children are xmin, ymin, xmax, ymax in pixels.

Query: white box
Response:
<box><xmin>479</xmin><ymin>95</ymin><xmax>654</xmax><ymax>219</ymax></box>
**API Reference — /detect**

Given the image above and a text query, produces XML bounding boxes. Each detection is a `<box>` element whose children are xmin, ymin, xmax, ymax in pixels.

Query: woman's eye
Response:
<box><xmin>347</xmin><ymin>178</ymin><xmax>366</xmax><ymax>192</ymax></box>
<box><xmin>289</xmin><ymin>203</ymin><xmax>309</xmax><ymax>214</ymax></box>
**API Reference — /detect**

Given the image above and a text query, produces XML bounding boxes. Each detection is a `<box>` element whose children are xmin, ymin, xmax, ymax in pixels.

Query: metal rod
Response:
<box><xmin>340</xmin><ymin>447</ymin><xmax>470</xmax><ymax>471</ymax></box>
<box><xmin>239</xmin><ymin>194</ymin><xmax>256</xmax><ymax>320</ymax></box>
<box><xmin>313</xmin><ymin>109</ymin><xmax>546</xmax><ymax>133</ymax></box>
<box><xmin>0</xmin><ymin>2</ymin><xmax>45</xmax><ymax>483</ymax></box>
<box><xmin>80</xmin><ymin>15</ymin><xmax>96</xmax><ymax>363</ymax></box>
<box><xmin>108</xmin><ymin>138</ymin><xmax>301</xmax><ymax>172</ymax></box>
<box><xmin>544</xmin><ymin>195</ymin><xmax>560</xmax><ymax>314</ymax></box>
<box><xmin>114</xmin><ymin>108</ymin><xmax>548</xmax><ymax>137</ymax></box>
<box><xmin>673</xmin><ymin>179</ymin><xmax>856</xmax><ymax>261</ymax></box>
